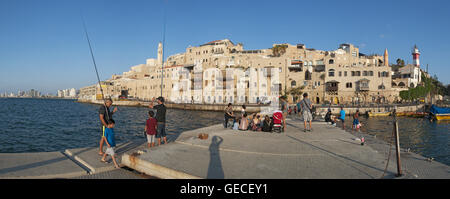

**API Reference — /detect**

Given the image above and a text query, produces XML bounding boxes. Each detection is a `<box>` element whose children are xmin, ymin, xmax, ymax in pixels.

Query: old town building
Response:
<box><xmin>80</xmin><ymin>39</ymin><xmax>413</xmax><ymax>105</ymax></box>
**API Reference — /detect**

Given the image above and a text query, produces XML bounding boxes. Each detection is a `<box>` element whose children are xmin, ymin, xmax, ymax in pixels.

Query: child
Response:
<box><xmin>145</xmin><ymin>111</ymin><xmax>157</xmax><ymax>148</ymax></box>
<box><xmin>352</xmin><ymin>110</ymin><xmax>361</xmax><ymax>133</ymax></box>
<box><xmin>352</xmin><ymin>110</ymin><xmax>364</xmax><ymax>145</ymax></box>
<box><xmin>233</xmin><ymin>119</ymin><xmax>239</xmax><ymax>130</ymax></box>
<box><xmin>101</xmin><ymin>119</ymin><xmax>120</xmax><ymax>168</ymax></box>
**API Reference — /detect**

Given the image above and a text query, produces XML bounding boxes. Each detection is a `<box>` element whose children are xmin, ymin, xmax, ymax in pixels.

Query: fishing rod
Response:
<box><xmin>160</xmin><ymin>0</ymin><xmax>167</xmax><ymax>98</ymax></box>
<box><xmin>81</xmin><ymin>17</ymin><xmax>111</xmax><ymax>121</ymax></box>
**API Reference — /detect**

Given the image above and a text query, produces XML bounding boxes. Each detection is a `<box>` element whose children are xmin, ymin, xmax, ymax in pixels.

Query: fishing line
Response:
<box><xmin>81</xmin><ymin>16</ymin><xmax>111</xmax><ymax>122</ymax></box>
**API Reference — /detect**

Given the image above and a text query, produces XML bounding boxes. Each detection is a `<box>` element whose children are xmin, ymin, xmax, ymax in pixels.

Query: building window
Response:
<box><xmin>356</xmin><ymin>71</ymin><xmax>361</xmax><ymax>76</ymax></box>
<box><xmin>351</xmin><ymin>71</ymin><xmax>355</xmax><ymax>76</ymax></box>
<box><xmin>328</xmin><ymin>69</ymin><xmax>335</xmax><ymax>77</ymax></box>
<box><xmin>329</xmin><ymin>59</ymin><xmax>334</xmax><ymax>64</ymax></box>
<box><xmin>344</xmin><ymin>71</ymin><xmax>347</xmax><ymax>76</ymax></box>
<box><xmin>291</xmin><ymin>81</ymin><xmax>296</xmax><ymax>87</ymax></box>
<box><xmin>369</xmin><ymin>71</ymin><xmax>374</xmax><ymax>76</ymax></box>
<box><xmin>346</xmin><ymin>83</ymin><xmax>352</xmax><ymax>88</ymax></box>
<box><xmin>339</xmin><ymin>71</ymin><xmax>342</xmax><ymax>77</ymax></box>
<box><xmin>363</xmin><ymin>71</ymin><xmax>368</xmax><ymax>76</ymax></box>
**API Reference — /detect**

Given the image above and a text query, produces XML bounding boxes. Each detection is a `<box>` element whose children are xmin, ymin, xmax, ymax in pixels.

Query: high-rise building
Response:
<box><xmin>69</xmin><ymin>88</ymin><xmax>77</xmax><ymax>97</ymax></box>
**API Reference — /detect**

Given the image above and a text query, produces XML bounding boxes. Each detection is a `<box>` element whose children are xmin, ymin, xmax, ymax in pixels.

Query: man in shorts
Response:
<box><xmin>98</xmin><ymin>98</ymin><xmax>117</xmax><ymax>155</ymax></box>
<box><xmin>300</xmin><ymin>93</ymin><xmax>313</xmax><ymax>132</ymax></box>
<box><xmin>149</xmin><ymin>96</ymin><xmax>167</xmax><ymax>146</ymax></box>
<box><xmin>339</xmin><ymin>106</ymin><xmax>346</xmax><ymax>130</ymax></box>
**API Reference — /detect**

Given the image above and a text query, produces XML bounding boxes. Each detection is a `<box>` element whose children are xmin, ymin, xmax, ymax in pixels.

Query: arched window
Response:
<box><xmin>305</xmin><ymin>71</ymin><xmax>312</xmax><ymax>80</ymax></box>
<box><xmin>328</xmin><ymin>69</ymin><xmax>335</xmax><ymax>77</ymax></box>
<box><xmin>392</xmin><ymin>82</ymin><xmax>397</xmax><ymax>87</ymax></box>
<box><xmin>291</xmin><ymin>81</ymin><xmax>296</xmax><ymax>87</ymax></box>
<box><xmin>329</xmin><ymin>59</ymin><xmax>334</xmax><ymax>64</ymax></box>
<box><xmin>398</xmin><ymin>82</ymin><xmax>406</xmax><ymax>87</ymax></box>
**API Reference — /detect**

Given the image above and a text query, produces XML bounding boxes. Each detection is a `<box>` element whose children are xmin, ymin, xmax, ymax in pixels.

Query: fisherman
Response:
<box><xmin>99</xmin><ymin>98</ymin><xmax>117</xmax><ymax>155</ymax></box>
<box><xmin>149</xmin><ymin>96</ymin><xmax>168</xmax><ymax>146</ymax></box>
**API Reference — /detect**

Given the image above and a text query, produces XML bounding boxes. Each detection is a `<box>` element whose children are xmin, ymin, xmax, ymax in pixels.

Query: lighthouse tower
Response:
<box><xmin>412</xmin><ymin>45</ymin><xmax>420</xmax><ymax>67</ymax></box>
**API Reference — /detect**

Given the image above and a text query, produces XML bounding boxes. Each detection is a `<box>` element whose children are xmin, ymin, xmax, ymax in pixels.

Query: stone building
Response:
<box><xmin>79</xmin><ymin>39</ymin><xmax>404</xmax><ymax>105</ymax></box>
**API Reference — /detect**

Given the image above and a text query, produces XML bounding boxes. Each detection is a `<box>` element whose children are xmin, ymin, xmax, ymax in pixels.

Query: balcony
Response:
<box><xmin>288</xmin><ymin>65</ymin><xmax>303</xmax><ymax>72</ymax></box>
<box><xmin>326</xmin><ymin>81</ymin><xmax>339</xmax><ymax>92</ymax></box>
<box><xmin>357</xmin><ymin>78</ymin><xmax>370</xmax><ymax>91</ymax></box>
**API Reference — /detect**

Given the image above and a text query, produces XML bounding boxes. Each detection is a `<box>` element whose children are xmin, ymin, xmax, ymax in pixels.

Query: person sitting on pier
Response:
<box><xmin>252</xmin><ymin>114</ymin><xmax>261</xmax><ymax>131</ymax></box>
<box><xmin>262</xmin><ymin>115</ymin><xmax>272</xmax><ymax>132</ymax></box>
<box><xmin>325</xmin><ymin>108</ymin><xmax>336</xmax><ymax>125</ymax></box>
<box><xmin>233</xmin><ymin>118</ymin><xmax>239</xmax><ymax>130</ymax></box>
<box><xmin>224</xmin><ymin>103</ymin><xmax>235</xmax><ymax>128</ymax></box>
<box><xmin>239</xmin><ymin>113</ymin><xmax>249</xmax><ymax>131</ymax></box>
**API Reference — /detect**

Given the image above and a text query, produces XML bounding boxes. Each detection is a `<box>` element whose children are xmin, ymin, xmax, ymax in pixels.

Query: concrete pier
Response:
<box><xmin>1</xmin><ymin>117</ymin><xmax>448</xmax><ymax>179</ymax></box>
<box><xmin>0</xmin><ymin>141</ymin><xmax>148</xmax><ymax>179</ymax></box>
<box><xmin>121</xmin><ymin>118</ymin><xmax>449</xmax><ymax>179</ymax></box>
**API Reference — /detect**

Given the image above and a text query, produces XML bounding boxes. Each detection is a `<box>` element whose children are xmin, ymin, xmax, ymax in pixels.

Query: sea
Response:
<box><xmin>0</xmin><ymin>98</ymin><xmax>449</xmax><ymax>166</ymax></box>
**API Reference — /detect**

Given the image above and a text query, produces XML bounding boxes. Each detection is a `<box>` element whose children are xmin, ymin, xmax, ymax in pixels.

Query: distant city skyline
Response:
<box><xmin>0</xmin><ymin>88</ymin><xmax>78</xmax><ymax>98</ymax></box>
<box><xmin>1</xmin><ymin>0</ymin><xmax>449</xmax><ymax>94</ymax></box>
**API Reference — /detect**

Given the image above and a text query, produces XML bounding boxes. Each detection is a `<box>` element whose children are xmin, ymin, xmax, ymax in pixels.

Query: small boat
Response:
<box><xmin>430</xmin><ymin>105</ymin><xmax>450</xmax><ymax>121</ymax></box>
<box><xmin>368</xmin><ymin>112</ymin><xmax>391</xmax><ymax>117</ymax></box>
<box><xmin>395</xmin><ymin>112</ymin><xmax>407</xmax><ymax>116</ymax></box>
<box><xmin>435</xmin><ymin>114</ymin><xmax>450</xmax><ymax>120</ymax></box>
<box><xmin>409</xmin><ymin>112</ymin><xmax>426</xmax><ymax>118</ymax></box>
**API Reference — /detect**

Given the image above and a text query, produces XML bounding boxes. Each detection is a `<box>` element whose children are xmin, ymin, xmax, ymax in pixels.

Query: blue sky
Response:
<box><xmin>1</xmin><ymin>0</ymin><xmax>449</xmax><ymax>94</ymax></box>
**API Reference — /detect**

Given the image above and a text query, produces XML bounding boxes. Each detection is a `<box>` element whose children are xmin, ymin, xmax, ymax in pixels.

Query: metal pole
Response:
<box><xmin>393</xmin><ymin>107</ymin><xmax>403</xmax><ymax>177</ymax></box>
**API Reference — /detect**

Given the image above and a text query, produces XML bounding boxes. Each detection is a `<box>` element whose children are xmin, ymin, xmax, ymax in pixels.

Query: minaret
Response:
<box><xmin>384</xmin><ymin>48</ymin><xmax>389</xmax><ymax>66</ymax></box>
<box><xmin>412</xmin><ymin>45</ymin><xmax>420</xmax><ymax>67</ymax></box>
<box><xmin>157</xmin><ymin>42</ymin><xmax>163</xmax><ymax>65</ymax></box>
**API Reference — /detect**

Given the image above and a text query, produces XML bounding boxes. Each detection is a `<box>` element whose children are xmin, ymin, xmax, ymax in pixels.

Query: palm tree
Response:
<box><xmin>288</xmin><ymin>85</ymin><xmax>306</xmax><ymax>102</ymax></box>
<box><xmin>272</xmin><ymin>44</ymin><xmax>288</xmax><ymax>57</ymax></box>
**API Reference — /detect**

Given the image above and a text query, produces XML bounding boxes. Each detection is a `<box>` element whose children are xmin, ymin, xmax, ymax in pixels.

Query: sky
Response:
<box><xmin>1</xmin><ymin>0</ymin><xmax>449</xmax><ymax>95</ymax></box>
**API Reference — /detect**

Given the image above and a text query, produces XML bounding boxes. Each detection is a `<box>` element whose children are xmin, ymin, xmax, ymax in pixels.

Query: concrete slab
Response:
<box><xmin>0</xmin><ymin>152</ymin><xmax>87</xmax><ymax>179</ymax></box>
<box><xmin>65</xmin><ymin>140</ymin><xmax>146</xmax><ymax>174</ymax></box>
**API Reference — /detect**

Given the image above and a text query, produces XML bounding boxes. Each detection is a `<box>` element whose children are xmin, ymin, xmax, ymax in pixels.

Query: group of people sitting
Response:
<box><xmin>224</xmin><ymin>104</ymin><xmax>274</xmax><ymax>132</ymax></box>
